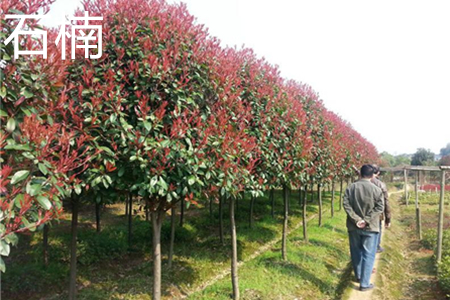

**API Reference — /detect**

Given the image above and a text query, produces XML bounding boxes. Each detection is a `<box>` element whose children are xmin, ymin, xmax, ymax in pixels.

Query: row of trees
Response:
<box><xmin>1</xmin><ymin>0</ymin><xmax>378</xmax><ymax>299</ymax></box>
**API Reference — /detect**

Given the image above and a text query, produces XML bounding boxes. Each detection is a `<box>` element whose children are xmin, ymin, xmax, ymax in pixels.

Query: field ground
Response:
<box><xmin>2</xmin><ymin>187</ymin><xmax>354</xmax><ymax>300</ymax></box>
<box><xmin>2</xmin><ymin>184</ymin><xmax>449</xmax><ymax>300</ymax></box>
<box><xmin>370</xmin><ymin>186</ymin><xmax>448</xmax><ymax>300</ymax></box>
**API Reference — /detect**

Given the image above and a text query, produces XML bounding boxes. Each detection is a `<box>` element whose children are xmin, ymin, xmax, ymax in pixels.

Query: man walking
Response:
<box><xmin>371</xmin><ymin>164</ymin><xmax>391</xmax><ymax>253</ymax></box>
<box><xmin>343</xmin><ymin>164</ymin><xmax>384</xmax><ymax>291</ymax></box>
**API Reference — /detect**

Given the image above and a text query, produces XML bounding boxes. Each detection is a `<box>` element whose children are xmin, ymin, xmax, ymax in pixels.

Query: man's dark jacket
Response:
<box><xmin>343</xmin><ymin>178</ymin><xmax>384</xmax><ymax>232</ymax></box>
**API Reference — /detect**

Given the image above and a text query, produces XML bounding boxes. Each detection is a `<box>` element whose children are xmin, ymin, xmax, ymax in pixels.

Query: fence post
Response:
<box><xmin>437</xmin><ymin>170</ymin><xmax>446</xmax><ymax>263</ymax></box>
<box><xmin>415</xmin><ymin>171</ymin><xmax>422</xmax><ymax>240</ymax></box>
<box><xmin>404</xmin><ymin>168</ymin><xmax>408</xmax><ymax>206</ymax></box>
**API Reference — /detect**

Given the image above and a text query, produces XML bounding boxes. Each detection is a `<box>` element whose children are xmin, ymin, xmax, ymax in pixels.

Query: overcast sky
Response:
<box><xmin>42</xmin><ymin>0</ymin><xmax>450</xmax><ymax>155</ymax></box>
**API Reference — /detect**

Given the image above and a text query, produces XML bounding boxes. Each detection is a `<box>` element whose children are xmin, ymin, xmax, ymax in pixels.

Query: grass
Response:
<box><xmin>2</xmin><ymin>187</ymin><xmax>352</xmax><ymax>300</ymax></box>
<box><xmin>188</xmin><ymin>209</ymin><xmax>351</xmax><ymax>300</ymax></box>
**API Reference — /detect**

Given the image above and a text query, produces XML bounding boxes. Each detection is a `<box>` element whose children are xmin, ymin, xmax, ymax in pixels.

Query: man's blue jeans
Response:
<box><xmin>348</xmin><ymin>229</ymin><xmax>379</xmax><ymax>288</ymax></box>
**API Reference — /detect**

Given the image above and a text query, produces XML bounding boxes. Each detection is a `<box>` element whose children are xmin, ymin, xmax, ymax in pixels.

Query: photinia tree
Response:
<box><xmin>0</xmin><ymin>0</ymin><xmax>96</xmax><ymax>273</ymax></box>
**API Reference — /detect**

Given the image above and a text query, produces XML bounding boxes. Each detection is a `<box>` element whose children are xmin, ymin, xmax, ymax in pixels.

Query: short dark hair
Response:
<box><xmin>360</xmin><ymin>164</ymin><xmax>374</xmax><ymax>178</ymax></box>
<box><xmin>371</xmin><ymin>164</ymin><xmax>380</xmax><ymax>174</ymax></box>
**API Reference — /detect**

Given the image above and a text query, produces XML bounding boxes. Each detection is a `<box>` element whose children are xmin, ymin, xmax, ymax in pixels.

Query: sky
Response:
<box><xmin>41</xmin><ymin>0</ymin><xmax>450</xmax><ymax>155</ymax></box>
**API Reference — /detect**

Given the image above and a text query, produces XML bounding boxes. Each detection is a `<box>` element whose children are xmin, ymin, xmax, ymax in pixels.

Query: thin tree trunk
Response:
<box><xmin>151</xmin><ymin>210</ymin><xmax>164</xmax><ymax>300</ymax></box>
<box><xmin>287</xmin><ymin>187</ymin><xmax>290</xmax><ymax>214</ymax></box>
<box><xmin>339</xmin><ymin>178</ymin><xmax>343</xmax><ymax>211</ymax></box>
<box><xmin>179</xmin><ymin>199</ymin><xmax>184</xmax><ymax>227</ymax></box>
<box><xmin>219</xmin><ymin>195</ymin><xmax>224</xmax><ymax>245</ymax></box>
<box><xmin>230</xmin><ymin>197</ymin><xmax>240</xmax><ymax>300</ymax></box>
<box><xmin>270</xmin><ymin>189</ymin><xmax>275</xmax><ymax>218</ymax></box>
<box><xmin>95</xmin><ymin>202</ymin><xmax>101</xmax><ymax>233</ymax></box>
<box><xmin>331</xmin><ymin>180</ymin><xmax>335</xmax><ymax>218</ymax></box>
<box><xmin>43</xmin><ymin>224</ymin><xmax>49</xmax><ymax>267</ymax></box>
<box><xmin>318</xmin><ymin>184</ymin><xmax>322</xmax><ymax>227</ymax></box>
<box><xmin>282</xmin><ymin>185</ymin><xmax>289</xmax><ymax>260</ymax></box>
<box><xmin>128</xmin><ymin>193</ymin><xmax>133</xmax><ymax>248</ymax></box>
<box><xmin>168</xmin><ymin>206</ymin><xmax>176</xmax><ymax>268</ymax></box>
<box><xmin>302</xmin><ymin>186</ymin><xmax>308</xmax><ymax>242</ymax></box>
<box><xmin>236</xmin><ymin>195</ymin><xmax>239</xmax><ymax>219</ymax></box>
<box><xmin>125</xmin><ymin>195</ymin><xmax>129</xmax><ymax>216</ymax></box>
<box><xmin>249</xmin><ymin>195</ymin><xmax>255</xmax><ymax>228</ymax></box>
<box><xmin>69</xmin><ymin>197</ymin><xmax>79</xmax><ymax>300</ymax></box>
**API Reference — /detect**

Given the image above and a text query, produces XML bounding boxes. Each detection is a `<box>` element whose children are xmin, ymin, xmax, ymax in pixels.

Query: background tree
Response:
<box><xmin>411</xmin><ymin>148</ymin><xmax>436</xmax><ymax>166</ymax></box>
<box><xmin>440</xmin><ymin>143</ymin><xmax>450</xmax><ymax>157</ymax></box>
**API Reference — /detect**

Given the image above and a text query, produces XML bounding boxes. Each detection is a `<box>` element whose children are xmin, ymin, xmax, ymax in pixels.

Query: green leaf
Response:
<box><xmin>28</xmin><ymin>183</ymin><xmax>42</xmax><ymax>196</ymax></box>
<box><xmin>188</xmin><ymin>175</ymin><xmax>196</xmax><ymax>186</ymax></box>
<box><xmin>150</xmin><ymin>176</ymin><xmax>158</xmax><ymax>187</ymax></box>
<box><xmin>0</xmin><ymin>86</ymin><xmax>6</xmax><ymax>98</ymax></box>
<box><xmin>4</xmin><ymin>144</ymin><xmax>31</xmax><ymax>151</ymax></box>
<box><xmin>6</xmin><ymin>118</ymin><xmax>15</xmax><ymax>133</ymax></box>
<box><xmin>0</xmin><ymin>240</ymin><xmax>10</xmax><ymax>256</ymax></box>
<box><xmin>37</xmin><ymin>196</ymin><xmax>52</xmax><ymax>210</ymax></box>
<box><xmin>11</xmin><ymin>170</ymin><xmax>30</xmax><ymax>185</ymax></box>
<box><xmin>118</xmin><ymin>167</ymin><xmax>125</xmax><ymax>177</ymax></box>
<box><xmin>0</xmin><ymin>257</ymin><xmax>5</xmax><ymax>273</ymax></box>
<box><xmin>143</xmin><ymin>121</ymin><xmax>152</xmax><ymax>131</ymax></box>
<box><xmin>0</xmin><ymin>109</ymin><xmax>7</xmax><ymax>117</ymax></box>
<box><xmin>5</xmin><ymin>233</ymin><xmax>18</xmax><ymax>246</ymax></box>
<box><xmin>159</xmin><ymin>177</ymin><xmax>168</xmax><ymax>191</ymax></box>
<box><xmin>21</xmin><ymin>89</ymin><xmax>33</xmax><ymax>99</ymax></box>
<box><xmin>38</xmin><ymin>163</ymin><xmax>48</xmax><ymax>175</ymax></box>
<box><xmin>74</xmin><ymin>185</ymin><xmax>81</xmax><ymax>195</ymax></box>
<box><xmin>99</xmin><ymin>146</ymin><xmax>115</xmax><ymax>156</ymax></box>
<box><xmin>22</xmin><ymin>152</ymin><xmax>35</xmax><ymax>159</ymax></box>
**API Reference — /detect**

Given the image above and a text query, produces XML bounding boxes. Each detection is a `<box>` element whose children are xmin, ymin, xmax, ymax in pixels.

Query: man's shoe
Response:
<box><xmin>359</xmin><ymin>283</ymin><xmax>375</xmax><ymax>292</ymax></box>
<box><xmin>353</xmin><ymin>278</ymin><xmax>360</xmax><ymax>283</ymax></box>
<box><xmin>377</xmin><ymin>247</ymin><xmax>385</xmax><ymax>253</ymax></box>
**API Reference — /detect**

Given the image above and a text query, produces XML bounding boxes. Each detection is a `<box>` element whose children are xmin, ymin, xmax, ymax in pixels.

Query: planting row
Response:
<box><xmin>1</xmin><ymin>0</ymin><xmax>377</xmax><ymax>299</ymax></box>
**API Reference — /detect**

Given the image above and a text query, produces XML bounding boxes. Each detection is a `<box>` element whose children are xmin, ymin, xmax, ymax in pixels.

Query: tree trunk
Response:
<box><xmin>339</xmin><ymin>178</ymin><xmax>343</xmax><ymax>211</ymax></box>
<box><xmin>43</xmin><ymin>224</ymin><xmax>49</xmax><ymax>267</ymax></box>
<box><xmin>302</xmin><ymin>186</ymin><xmax>308</xmax><ymax>242</ymax></box>
<box><xmin>219</xmin><ymin>195</ymin><xmax>224</xmax><ymax>245</ymax></box>
<box><xmin>69</xmin><ymin>197</ymin><xmax>79</xmax><ymax>300</ymax></box>
<box><xmin>282</xmin><ymin>185</ymin><xmax>289</xmax><ymax>260</ymax></box>
<box><xmin>179</xmin><ymin>199</ymin><xmax>184</xmax><ymax>228</ymax></box>
<box><xmin>318</xmin><ymin>184</ymin><xmax>322</xmax><ymax>227</ymax></box>
<box><xmin>95</xmin><ymin>202</ymin><xmax>101</xmax><ymax>233</ymax></box>
<box><xmin>331</xmin><ymin>180</ymin><xmax>335</xmax><ymax>218</ymax></box>
<box><xmin>151</xmin><ymin>210</ymin><xmax>164</xmax><ymax>300</ymax></box>
<box><xmin>270</xmin><ymin>189</ymin><xmax>275</xmax><ymax>218</ymax></box>
<box><xmin>236</xmin><ymin>195</ymin><xmax>239</xmax><ymax>219</ymax></box>
<box><xmin>168</xmin><ymin>206</ymin><xmax>176</xmax><ymax>268</ymax></box>
<box><xmin>230</xmin><ymin>197</ymin><xmax>240</xmax><ymax>300</ymax></box>
<box><xmin>128</xmin><ymin>193</ymin><xmax>133</xmax><ymax>248</ymax></box>
<box><xmin>249</xmin><ymin>195</ymin><xmax>255</xmax><ymax>228</ymax></box>
<box><xmin>125</xmin><ymin>195</ymin><xmax>129</xmax><ymax>216</ymax></box>
<box><xmin>288</xmin><ymin>188</ymin><xmax>291</xmax><ymax>211</ymax></box>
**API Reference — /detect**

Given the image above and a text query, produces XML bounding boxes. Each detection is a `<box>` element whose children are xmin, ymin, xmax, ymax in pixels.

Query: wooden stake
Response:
<box><xmin>437</xmin><ymin>170</ymin><xmax>446</xmax><ymax>263</ymax></box>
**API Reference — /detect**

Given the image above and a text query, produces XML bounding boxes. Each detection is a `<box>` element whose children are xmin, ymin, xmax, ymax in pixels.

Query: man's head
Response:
<box><xmin>360</xmin><ymin>164</ymin><xmax>374</xmax><ymax>179</ymax></box>
<box><xmin>371</xmin><ymin>164</ymin><xmax>381</xmax><ymax>177</ymax></box>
